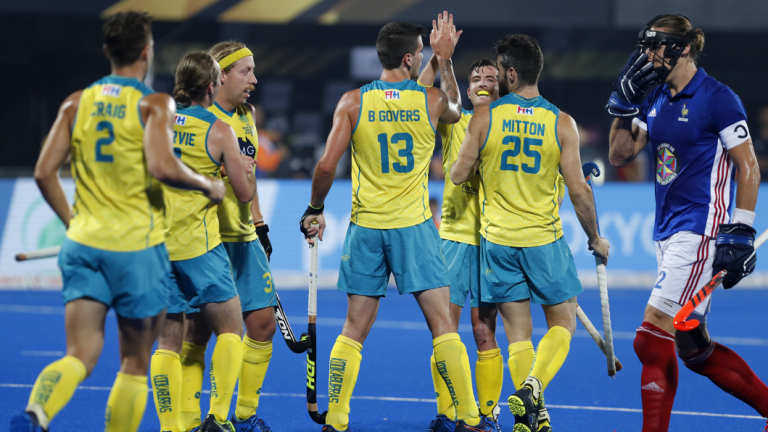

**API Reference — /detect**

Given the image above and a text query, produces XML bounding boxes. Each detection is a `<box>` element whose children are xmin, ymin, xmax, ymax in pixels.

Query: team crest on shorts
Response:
<box><xmin>656</xmin><ymin>143</ymin><xmax>678</xmax><ymax>185</ymax></box>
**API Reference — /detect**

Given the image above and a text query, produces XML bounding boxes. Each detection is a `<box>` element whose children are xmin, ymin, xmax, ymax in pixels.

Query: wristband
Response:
<box><xmin>731</xmin><ymin>208</ymin><xmax>755</xmax><ymax>226</ymax></box>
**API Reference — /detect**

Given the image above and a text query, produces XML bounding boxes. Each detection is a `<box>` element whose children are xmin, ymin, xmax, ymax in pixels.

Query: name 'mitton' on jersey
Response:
<box><xmin>438</xmin><ymin>110</ymin><xmax>481</xmax><ymax>246</ymax></box>
<box><xmin>479</xmin><ymin>93</ymin><xmax>562</xmax><ymax>247</ymax></box>
<box><xmin>635</xmin><ymin>69</ymin><xmax>750</xmax><ymax>241</ymax></box>
<box><xmin>208</xmin><ymin>102</ymin><xmax>258</xmax><ymax>242</ymax></box>
<box><xmin>350</xmin><ymin>80</ymin><xmax>435</xmax><ymax>229</ymax></box>
<box><xmin>68</xmin><ymin>75</ymin><xmax>164</xmax><ymax>251</ymax></box>
<box><xmin>164</xmin><ymin>106</ymin><xmax>222</xmax><ymax>261</ymax></box>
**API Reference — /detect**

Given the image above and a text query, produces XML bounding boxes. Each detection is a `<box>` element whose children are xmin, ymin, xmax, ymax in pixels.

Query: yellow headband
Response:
<box><xmin>218</xmin><ymin>47</ymin><xmax>253</xmax><ymax>70</ymax></box>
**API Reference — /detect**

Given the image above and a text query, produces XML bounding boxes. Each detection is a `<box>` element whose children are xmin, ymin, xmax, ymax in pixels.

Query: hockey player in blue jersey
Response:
<box><xmin>606</xmin><ymin>13</ymin><xmax>767</xmax><ymax>432</ymax></box>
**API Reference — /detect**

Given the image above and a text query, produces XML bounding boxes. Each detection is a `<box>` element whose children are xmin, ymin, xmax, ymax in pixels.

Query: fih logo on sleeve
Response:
<box><xmin>174</xmin><ymin>115</ymin><xmax>187</xmax><ymax>126</ymax></box>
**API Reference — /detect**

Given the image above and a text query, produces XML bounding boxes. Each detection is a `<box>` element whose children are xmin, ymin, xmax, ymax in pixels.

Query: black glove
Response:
<box><xmin>713</xmin><ymin>223</ymin><xmax>757</xmax><ymax>289</ymax></box>
<box><xmin>606</xmin><ymin>49</ymin><xmax>661</xmax><ymax>117</ymax></box>
<box><xmin>299</xmin><ymin>204</ymin><xmax>324</xmax><ymax>238</ymax></box>
<box><xmin>255</xmin><ymin>224</ymin><xmax>272</xmax><ymax>260</ymax></box>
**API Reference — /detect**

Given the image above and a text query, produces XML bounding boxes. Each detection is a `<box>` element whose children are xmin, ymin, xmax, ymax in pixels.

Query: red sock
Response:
<box><xmin>685</xmin><ymin>342</ymin><xmax>768</xmax><ymax>417</ymax></box>
<box><xmin>633</xmin><ymin>321</ymin><xmax>678</xmax><ymax>432</ymax></box>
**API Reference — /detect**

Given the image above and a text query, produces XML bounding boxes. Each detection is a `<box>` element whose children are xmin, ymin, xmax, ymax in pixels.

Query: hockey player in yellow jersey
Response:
<box><xmin>148</xmin><ymin>51</ymin><xmax>257</xmax><ymax>432</ymax></box>
<box><xmin>300</xmin><ymin>12</ymin><xmax>493</xmax><ymax>432</ymax></box>
<box><xmin>171</xmin><ymin>41</ymin><xmax>279</xmax><ymax>432</ymax></box>
<box><xmin>10</xmin><ymin>12</ymin><xmax>225</xmax><ymax>432</ymax></box>
<box><xmin>418</xmin><ymin>57</ymin><xmax>508</xmax><ymax>431</ymax></box>
<box><xmin>451</xmin><ymin>34</ymin><xmax>610</xmax><ymax>432</ymax></box>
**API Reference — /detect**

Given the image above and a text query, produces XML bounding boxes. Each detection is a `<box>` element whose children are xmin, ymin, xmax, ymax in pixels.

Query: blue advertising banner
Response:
<box><xmin>0</xmin><ymin>179</ymin><xmax>766</xmax><ymax>290</ymax></box>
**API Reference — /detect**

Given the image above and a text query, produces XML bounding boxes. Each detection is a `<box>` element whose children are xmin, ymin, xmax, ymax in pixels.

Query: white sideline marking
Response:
<box><xmin>0</xmin><ymin>383</ymin><xmax>763</xmax><ymax>421</ymax></box>
<box><xmin>21</xmin><ymin>350</ymin><xmax>64</xmax><ymax>357</ymax></box>
<box><xmin>2</xmin><ymin>303</ymin><xmax>768</xmax><ymax>347</ymax></box>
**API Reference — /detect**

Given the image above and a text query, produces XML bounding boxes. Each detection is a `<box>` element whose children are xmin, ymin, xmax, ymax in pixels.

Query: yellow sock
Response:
<box><xmin>234</xmin><ymin>337</ymin><xmax>272</xmax><ymax>421</ymax></box>
<box><xmin>26</xmin><ymin>355</ymin><xmax>86</xmax><ymax>428</ymax></box>
<box><xmin>151</xmin><ymin>349</ymin><xmax>182</xmax><ymax>432</ymax></box>
<box><xmin>326</xmin><ymin>335</ymin><xmax>363</xmax><ymax>431</ymax></box>
<box><xmin>530</xmin><ymin>326</ymin><xmax>571</xmax><ymax>391</ymax></box>
<box><xmin>105</xmin><ymin>372</ymin><xmax>147</xmax><ymax>432</ymax></box>
<box><xmin>475</xmin><ymin>348</ymin><xmax>503</xmax><ymax>416</ymax></box>
<box><xmin>208</xmin><ymin>332</ymin><xmax>243</xmax><ymax>423</ymax></box>
<box><xmin>430</xmin><ymin>353</ymin><xmax>454</xmax><ymax>418</ymax></box>
<box><xmin>508</xmin><ymin>340</ymin><xmax>535</xmax><ymax>389</ymax></box>
<box><xmin>432</xmin><ymin>333</ymin><xmax>480</xmax><ymax>426</ymax></box>
<box><xmin>180</xmin><ymin>342</ymin><xmax>205</xmax><ymax>431</ymax></box>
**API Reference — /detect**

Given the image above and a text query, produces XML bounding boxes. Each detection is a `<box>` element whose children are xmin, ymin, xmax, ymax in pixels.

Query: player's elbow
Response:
<box><xmin>450</xmin><ymin>166</ymin><xmax>467</xmax><ymax>185</ymax></box>
<box><xmin>147</xmin><ymin>156</ymin><xmax>175</xmax><ymax>184</ymax></box>
<box><xmin>33</xmin><ymin>163</ymin><xmax>56</xmax><ymax>184</ymax></box>
<box><xmin>315</xmin><ymin>158</ymin><xmax>336</xmax><ymax>179</ymax></box>
<box><xmin>232</xmin><ymin>181</ymin><xmax>255</xmax><ymax>203</ymax></box>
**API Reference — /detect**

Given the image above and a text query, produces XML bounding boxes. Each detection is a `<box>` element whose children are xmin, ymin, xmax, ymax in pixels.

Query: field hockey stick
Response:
<box><xmin>273</xmin><ymin>291</ymin><xmax>309</xmax><ymax>353</ymax></box>
<box><xmin>674</xmin><ymin>228</ymin><xmax>768</xmax><ymax>331</ymax></box>
<box><xmin>306</xmin><ymin>237</ymin><xmax>327</xmax><ymax>424</ymax></box>
<box><xmin>582</xmin><ymin>161</ymin><xmax>617</xmax><ymax>376</ymax></box>
<box><xmin>15</xmin><ymin>246</ymin><xmax>61</xmax><ymax>261</ymax></box>
<box><xmin>576</xmin><ymin>305</ymin><xmax>623</xmax><ymax>372</ymax></box>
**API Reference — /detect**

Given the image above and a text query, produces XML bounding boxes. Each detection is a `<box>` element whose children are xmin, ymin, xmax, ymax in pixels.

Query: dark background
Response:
<box><xmin>3</xmin><ymin>0</ymin><xmax>768</xmax><ymax>180</ymax></box>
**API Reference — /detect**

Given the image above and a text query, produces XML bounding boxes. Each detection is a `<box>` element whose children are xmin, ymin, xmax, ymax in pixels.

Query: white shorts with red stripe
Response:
<box><xmin>648</xmin><ymin>230</ymin><xmax>714</xmax><ymax>318</ymax></box>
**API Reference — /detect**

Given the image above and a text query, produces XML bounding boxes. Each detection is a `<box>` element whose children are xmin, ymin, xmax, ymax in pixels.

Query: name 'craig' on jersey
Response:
<box><xmin>350</xmin><ymin>80</ymin><xmax>435</xmax><ymax>229</ymax></box>
<box><xmin>479</xmin><ymin>93</ymin><xmax>563</xmax><ymax>247</ymax></box>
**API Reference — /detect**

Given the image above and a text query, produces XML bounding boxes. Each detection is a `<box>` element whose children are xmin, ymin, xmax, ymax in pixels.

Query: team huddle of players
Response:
<box><xmin>10</xmin><ymin>7</ymin><xmax>768</xmax><ymax>432</ymax></box>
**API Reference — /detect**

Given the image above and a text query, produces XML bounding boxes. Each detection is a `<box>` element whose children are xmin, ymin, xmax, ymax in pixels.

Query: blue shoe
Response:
<box><xmin>427</xmin><ymin>414</ymin><xmax>456</xmax><ymax>432</ymax></box>
<box><xmin>455</xmin><ymin>418</ymin><xmax>495</xmax><ymax>432</ymax></box>
<box><xmin>10</xmin><ymin>412</ymin><xmax>45</xmax><ymax>432</ymax></box>
<box><xmin>508</xmin><ymin>385</ymin><xmax>539</xmax><ymax>432</ymax></box>
<box><xmin>231</xmin><ymin>414</ymin><xmax>271</xmax><ymax>432</ymax></box>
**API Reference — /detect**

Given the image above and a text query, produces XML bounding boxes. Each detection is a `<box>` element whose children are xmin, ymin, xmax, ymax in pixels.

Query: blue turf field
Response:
<box><xmin>1</xmin><ymin>288</ymin><xmax>766</xmax><ymax>431</ymax></box>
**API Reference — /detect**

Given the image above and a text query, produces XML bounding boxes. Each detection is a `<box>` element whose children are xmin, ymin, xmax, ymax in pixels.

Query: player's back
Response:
<box><xmin>350</xmin><ymin>79</ymin><xmax>435</xmax><ymax>229</ymax></box>
<box><xmin>69</xmin><ymin>75</ymin><xmax>164</xmax><ymax>251</ymax></box>
<box><xmin>480</xmin><ymin>93</ymin><xmax>562</xmax><ymax>247</ymax></box>
<box><xmin>208</xmin><ymin>102</ymin><xmax>258</xmax><ymax>243</ymax></box>
<box><xmin>164</xmin><ymin>106</ymin><xmax>222</xmax><ymax>261</ymax></box>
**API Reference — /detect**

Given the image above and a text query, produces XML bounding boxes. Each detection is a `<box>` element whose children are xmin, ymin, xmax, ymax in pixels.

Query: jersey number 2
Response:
<box><xmin>500</xmin><ymin>135</ymin><xmax>542</xmax><ymax>174</ymax></box>
<box><xmin>378</xmin><ymin>132</ymin><xmax>414</xmax><ymax>173</ymax></box>
<box><xmin>95</xmin><ymin>121</ymin><xmax>114</xmax><ymax>163</ymax></box>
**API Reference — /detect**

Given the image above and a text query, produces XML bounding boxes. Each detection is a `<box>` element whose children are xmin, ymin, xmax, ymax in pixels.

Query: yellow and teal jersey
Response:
<box><xmin>164</xmin><ymin>105</ymin><xmax>222</xmax><ymax>261</ymax></box>
<box><xmin>479</xmin><ymin>93</ymin><xmax>563</xmax><ymax>247</ymax></box>
<box><xmin>208</xmin><ymin>102</ymin><xmax>258</xmax><ymax>243</ymax></box>
<box><xmin>350</xmin><ymin>80</ymin><xmax>435</xmax><ymax>229</ymax></box>
<box><xmin>68</xmin><ymin>75</ymin><xmax>164</xmax><ymax>251</ymax></box>
<box><xmin>438</xmin><ymin>109</ymin><xmax>481</xmax><ymax>246</ymax></box>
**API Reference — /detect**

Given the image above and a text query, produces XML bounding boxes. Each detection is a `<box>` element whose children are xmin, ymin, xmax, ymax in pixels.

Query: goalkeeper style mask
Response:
<box><xmin>637</xmin><ymin>26</ymin><xmax>691</xmax><ymax>81</ymax></box>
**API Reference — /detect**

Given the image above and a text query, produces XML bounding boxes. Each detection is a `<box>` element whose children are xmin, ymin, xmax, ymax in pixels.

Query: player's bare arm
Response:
<box><xmin>431</xmin><ymin>11</ymin><xmax>462</xmax><ymax>124</ymax></box>
<box><xmin>34</xmin><ymin>90</ymin><xmax>81</xmax><ymax>227</ymax></box>
<box><xmin>301</xmin><ymin>89</ymin><xmax>358</xmax><ymax>242</ymax></box>
<box><xmin>728</xmin><ymin>139</ymin><xmax>760</xmax><ymax>211</ymax></box>
<box><xmin>141</xmin><ymin>93</ymin><xmax>225</xmax><ymax>202</ymax></box>
<box><xmin>212</xmin><ymin>120</ymin><xmax>255</xmax><ymax>202</ymax></box>
<box><xmin>417</xmin><ymin>54</ymin><xmax>438</xmax><ymax>87</ymax></box>
<box><xmin>608</xmin><ymin>117</ymin><xmax>648</xmax><ymax>166</ymax></box>
<box><xmin>559</xmin><ymin>111</ymin><xmax>609</xmax><ymax>261</ymax></box>
<box><xmin>450</xmin><ymin>103</ymin><xmax>487</xmax><ymax>184</ymax></box>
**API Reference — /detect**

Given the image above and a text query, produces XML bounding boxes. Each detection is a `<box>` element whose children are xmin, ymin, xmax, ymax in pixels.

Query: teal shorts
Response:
<box><xmin>480</xmin><ymin>236</ymin><xmax>582</xmax><ymax>305</ymax></box>
<box><xmin>167</xmin><ymin>244</ymin><xmax>238</xmax><ymax>314</ymax></box>
<box><xmin>442</xmin><ymin>239</ymin><xmax>481</xmax><ymax>308</ymax></box>
<box><xmin>338</xmin><ymin>220</ymin><xmax>449</xmax><ymax>296</ymax></box>
<box><xmin>223</xmin><ymin>240</ymin><xmax>277</xmax><ymax>312</ymax></box>
<box><xmin>58</xmin><ymin>237</ymin><xmax>173</xmax><ymax>319</ymax></box>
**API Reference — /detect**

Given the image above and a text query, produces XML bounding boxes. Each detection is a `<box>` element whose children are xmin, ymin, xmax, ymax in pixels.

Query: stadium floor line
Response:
<box><xmin>1</xmin><ymin>383</ymin><xmax>763</xmax><ymax>421</ymax></box>
<box><xmin>3</xmin><ymin>302</ymin><xmax>768</xmax><ymax>347</ymax></box>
